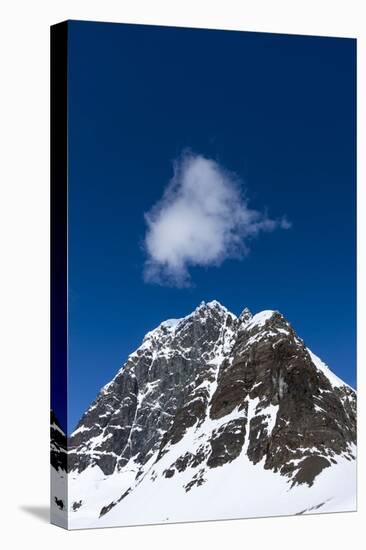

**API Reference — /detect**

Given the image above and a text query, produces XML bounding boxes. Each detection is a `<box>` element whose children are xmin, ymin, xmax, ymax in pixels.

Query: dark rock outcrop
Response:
<box><xmin>50</xmin><ymin>410</ymin><xmax>67</xmax><ymax>472</ymax></box>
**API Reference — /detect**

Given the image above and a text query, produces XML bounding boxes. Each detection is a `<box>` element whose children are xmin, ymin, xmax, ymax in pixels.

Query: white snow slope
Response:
<box><xmin>68</xmin><ymin>434</ymin><xmax>356</xmax><ymax>529</ymax></box>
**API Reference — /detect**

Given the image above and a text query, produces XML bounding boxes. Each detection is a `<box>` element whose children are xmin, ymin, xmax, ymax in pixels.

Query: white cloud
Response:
<box><xmin>143</xmin><ymin>153</ymin><xmax>290</xmax><ymax>287</ymax></box>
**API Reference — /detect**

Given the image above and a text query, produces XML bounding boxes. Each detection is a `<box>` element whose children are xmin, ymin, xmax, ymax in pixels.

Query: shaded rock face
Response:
<box><xmin>50</xmin><ymin>410</ymin><xmax>67</xmax><ymax>472</ymax></box>
<box><xmin>67</xmin><ymin>301</ymin><xmax>356</xmax><ymax>496</ymax></box>
<box><xmin>206</xmin><ymin>418</ymin><xmax>247</xmax><ymax>468</ymax></box>
<box><xmin>68</xmin><ymin>302</ymin><xmax>236</xmax><ymax>474</ymax></box>
<box><xmin>209</xmin><ymin>311</ymin><xmax>356</xmax><ymax>484</ymax></box>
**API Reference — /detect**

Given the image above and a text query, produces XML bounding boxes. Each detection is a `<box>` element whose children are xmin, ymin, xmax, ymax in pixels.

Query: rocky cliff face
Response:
<box><xmin>68</xmin><ymin>302</ymin><xmax>236</xmax><ymax>474</ymax></box>
<box><xmin>51</xmin><ymin>410</ymin><xmax>68</xmax><ymax>525</ymax></box>
<box><xmin>66</xmin><ymin>301</ymin><xmax>356</xmax><ymax>525</ymax></box>
<box><xmin>51</xmin><ymin>410</ymin><xmax>67</xmax><ymax>472</ymax></box>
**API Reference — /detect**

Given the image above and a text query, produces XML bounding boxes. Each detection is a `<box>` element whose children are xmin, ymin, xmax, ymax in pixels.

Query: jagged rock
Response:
<box><xmin>207</xmin><ymin>418</ymin><xmax>247</xmax><ymax>468</ymax></box>
<box><xmin>291</xmin><ymin>456</ymin><xmax>331</xmax><ymax>487</ymax></box>
<box><xmin>54</xmin><ymin>497</ymin><xmax>64</xmax><ymax>510</ymax></box>
<box><xmin>72</xmin><ymin>500</ymin><xmax>82</xmax><ymax>511</ymax></box>
<box><xmin>50</xmin><ymin>410</ymin><xmax>67</xmax><ymax>472</ymax></box>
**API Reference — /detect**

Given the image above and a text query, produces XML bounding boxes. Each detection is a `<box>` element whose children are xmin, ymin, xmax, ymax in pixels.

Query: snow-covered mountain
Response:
<box><xmin>52</xmin><ymin>301</ymin><xmax>356</xmax><ymax>529</ymax></box>
<box><xmin>50</xmin><ymin>411</ymin><xmax>68</xmax><ymax>528</ymax></box>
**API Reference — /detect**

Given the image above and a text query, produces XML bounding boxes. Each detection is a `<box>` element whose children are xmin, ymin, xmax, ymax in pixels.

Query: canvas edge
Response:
<box><xmin>50</xmin><ymin>20</ymin><xmax>69</xmax><ymax>530</ymax></box>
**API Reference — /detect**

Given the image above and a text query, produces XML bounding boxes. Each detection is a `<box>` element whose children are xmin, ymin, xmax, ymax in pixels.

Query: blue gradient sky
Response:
<box><xmin>59</xmin><ymin>21</ymin><xmax>355</xmax><ymax>434</ymax></box>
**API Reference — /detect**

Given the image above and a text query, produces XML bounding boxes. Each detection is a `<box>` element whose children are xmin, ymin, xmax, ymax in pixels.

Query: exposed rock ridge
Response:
<box><xmin>51</xmin><ymin>410</ymin><xmax>67</xmax><ymax>472</ymax></box>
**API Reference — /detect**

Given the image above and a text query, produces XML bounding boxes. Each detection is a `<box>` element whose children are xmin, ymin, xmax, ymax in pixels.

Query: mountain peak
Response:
<box><xmin>63</xmin><ymin>300</ymin><xmax>356</xmax><ymax>529</ymax></box>
<box><xmin>245</xmin><ymin>309</ymin><xmax>276</xmax><ymax>328</ymax></box>
<box><xmin>196</xmin><ymin>299</ymin><xmax>232</xmax><ymax>315</ymax></box>
<box><xmin>238</xmin><ymin>307</ymin><xmax>252</xmax><ymax>323</ymax></box>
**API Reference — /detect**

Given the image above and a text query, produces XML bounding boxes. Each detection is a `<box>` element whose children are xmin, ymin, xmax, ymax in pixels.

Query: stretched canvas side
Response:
<box><xmin>50</xmin><ymin>21</ymin><xmax>69</xmax><ymax>530</ymax></box>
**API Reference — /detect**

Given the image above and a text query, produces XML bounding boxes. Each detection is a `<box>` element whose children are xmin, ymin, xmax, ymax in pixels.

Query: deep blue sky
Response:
<box><xmin>61</xmin><ymin>21</ymin><xmax>356</xmax><ymax>434</ymax></box>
